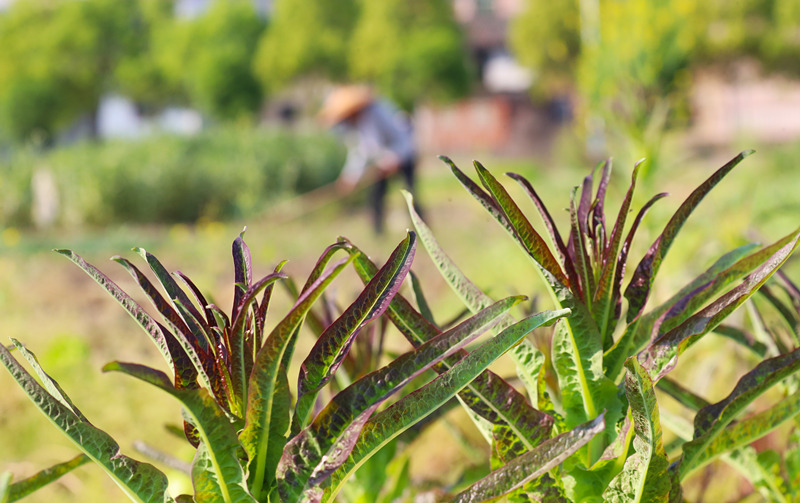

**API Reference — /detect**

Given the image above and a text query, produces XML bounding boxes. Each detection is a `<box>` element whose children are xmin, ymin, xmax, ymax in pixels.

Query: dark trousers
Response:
<box><xmin>370</xmin><ymin>157</ymin><xmax>419</xmax><ymax>234</ymax></box>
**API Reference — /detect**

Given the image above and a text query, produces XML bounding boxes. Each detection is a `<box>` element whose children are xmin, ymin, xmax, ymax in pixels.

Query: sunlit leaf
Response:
<box><xmin>603</xmin><ymin>358</ymin><xmax>670</xmax><ymax>503</ymax></box>
<box><xmin>0</xmin><ymin>343</ymin><xmax>174</xmax><ymax>503</ymax></box>
<box><xmin>6</xmin><ymin>455</ymin><xmax>90</xmax><ymax>502</ymax></box>
<box><xmin>323</xmin><ymin>309</ymin><xmax>570</xmax><ymax>502</ymax></box>
<box><xmin>277</xmin><ymin>296</ymin><xmax>526</xmax><ymax>502</ymax></box>
<box><xmin>452</xmin><ymin>414</ymin><xmax>606</xmax><ymax>503</ymax></box>
<box><xmin>294</xmin><ymin>232</ymin><xmax>416</xmax><ymax>430</ymax></box>
<box><xmin>103</xmin><ymin>362</ymin><xmax>255</xmax><ymax>503</ymax></box>
<box><xmin>624</xmin><ymin>150</ymin><xmax>754</xmax><ymax>322</ymax></box>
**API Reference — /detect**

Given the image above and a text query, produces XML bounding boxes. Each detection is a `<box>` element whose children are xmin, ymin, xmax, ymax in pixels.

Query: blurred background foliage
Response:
<box><xmin>0</xmin><ymin>0</ymin><xmax>798</xmax><ymax>219</ymax></box>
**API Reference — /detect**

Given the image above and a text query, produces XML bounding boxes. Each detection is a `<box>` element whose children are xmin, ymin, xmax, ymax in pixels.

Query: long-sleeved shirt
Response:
<box><xmin>336</xmin><ymin>99</ymin><xmax>416</xmax><ymax>185</ymax></box>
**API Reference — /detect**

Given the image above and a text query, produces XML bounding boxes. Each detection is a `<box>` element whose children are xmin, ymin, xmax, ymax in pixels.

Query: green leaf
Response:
<box><xmin>603</xmin><ymin>358</ymin><xmax>670</xmax><ymax>503</ymax></box>
<box><xmin>232</xmin><ymin>229</ymin><xmax>253</xmax><ymax>321</ymax></box>
<box><xmin>551</xmin><ymin>302</ymin><xmax>618</xmax><ymax>432</ymax></box>
<box><xmin>345</xmin><ymin>239</ymin><xmax>556</xmax><ymax>452</ymax></box>
<box><xmin>687</xmin><ymin>390</ymin><xmax>800</xmax><ymax>483</ymax></box>
<box><xmin>113</xmin><ymin>256</ymin><xmax>201</xmax><ymax>389</ymax></box>
<box><xmin>472</xmin><ymin>161</ymin><xmax>568</xmax><ymax>288</ymax></box>
<box><xmin>624</xmin><ymin>150</ymin><xmax>754</xmax><ymax>322</ymax></box>
<box><xmin>135</xmin><ymin>247</ymin><xmax>214</xmax><ymax>354</ymax></box>
<box><xmin>640</xmin><ymin>227</ymin><xmax>800</xmax><ymax>382</ymax></box>
<box><xmin>506</xmin><ymin>171</ymin><xmax>577</xmax><ymax>288</ymax></box>
<box><xmin>0</xmin><ymin>342</ymin><xmax>174</xmax><ymax>503</ymax></box>
<box><xmin>7</xmin><ymin>455</ymin><xmax>90</xmax><ymax>502</ymax></box>
<box><xmin>678</xmin><ymin>345</ymin><xmax>800</xmax><ymax>478</ymax></box>
<box><xmin>402</xmin><ymin>190</ymin><xmax>544</xmax><ymax>401</ymax></box>
<box><xmin>451</xmin><ymin>414</ymin><xmax>606</xmax><ymax>503</ymax></box>
<box><xmin>0</xmin><ymin>473</ymin><xmax>8</xmax><ymax>503</ymax></box>
<box><xmin>590</xmin><ymin>162</ymin><xmax>643</xmax><ymax>344</ymax></box>
<box><xmin>294</xmin><ymin>231</ymin><xmax>416</xmax><ymax>430</ymax></box>
<box><xmin>606</xmin><ymin>242</ymin><xmax>761</xmax><ymax>381</ymax></box>
<box><xmin>103</xmin><ymin>362</ymin><xmax>255</xmax><ymax>503</ymax></box>
<box><xmin>241</xmin><ymin>255</ymin><xmax>353</xmax><ymax>500</ymax></box>
<box><xmin>569</xmin><ymin>185</ymin><xmax>595</xmax><ymax>305</ymax></box>
<box><xmin>227</xmin><ymin>272</ymin><xmax>287</xmax><ymax>414</ymax></box>
<box><xmin>725</xmin><ymin>448</ymin><xmax>790</xmax><ymax>503</ymax></box>
<box><xmin>322</xmin><ymin>309</ymin><xmax>570</xmax><ymax>502</ymax></box>
<box><xmin>56</xmin><ymin>249</ymin><xmax>201</xmax><ymax>390</ymax></box>
<box><xmin>277</xmin><ymin>296</ymin><xmax>527</xmax><ymax>502</ymax></box>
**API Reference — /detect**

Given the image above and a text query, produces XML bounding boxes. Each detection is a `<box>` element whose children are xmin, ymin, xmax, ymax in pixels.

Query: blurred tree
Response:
<box><xmin>0</xmin><ymin>0</ymin><xmax>138</xmax><ymax>143</ymax></box>
<box><xmin>113</xmin><ymin>0</ymin><xmax>183</xmax><ymax>112</ymax></box>
<box><xmin>508</xmin><ymin>0</ymin><xmax>582</xmax><ymax>98</ymax></box>
<box><xmin>154</xmin><ymin>0</ymin><xmax>266</xmax><ymax>121</ymax></box>
<box><xmin>348</xmin><ymin>0</ymin><xmax>472</xmax><ymax>110</ymax></box>
<box><xmin>253</xmin><ymin>0</ymin><xmax>359</xmax><ymax>93</ymax></box>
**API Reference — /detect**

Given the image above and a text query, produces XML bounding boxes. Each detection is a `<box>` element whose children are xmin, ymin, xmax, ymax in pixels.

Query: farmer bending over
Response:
<box><xmin>320</xmin><ymin>85</ymin><xmax>421</xmax><ymax>235</ymax></box>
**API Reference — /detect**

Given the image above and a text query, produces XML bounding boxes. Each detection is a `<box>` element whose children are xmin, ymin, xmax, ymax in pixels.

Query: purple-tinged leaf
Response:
<box><xmin>577</xmin><ymin>172</ymin><xmax>594</xmax><ymax>244</ymax></box>
<box><xmin>591</xmin><ymin>159</ymin><xmax>612</xmax><ymax>256</ymax></box>
<box><xmin>322</xmin><ymin>309</ymin><xmax>571</xmax><ymax>502</ymax></box>
<box><xmin>0</xmin><ymin>343</ymin><xmax>174</xmax><ymax>503</ymax></box>
<box><xmin>227</xmin><ymin>272</ymin><xmax>287</xmax><ymax>414</ymax></box>
<box><xmin>605</xmin><ymin>242</ymin><xmax>760</xmax><ymax>381</ymax></box>
<box><xmin>451</xmin><ymin>414</ymin><xmax>606</xmax><ymax>503</ymax></box>
<box><xmin>507</xmin><ymin>172</ymin><xmax>579</xmax><ymax>289</ymax></box>
<box><xmin>241</xmin><ymin>256</ymin><xmax>353</xmax><ymax>500</ymax></box>
<box><xmin>301</xmin><ymin>242</ymin><xmax>350</xmax><ymax>294</ymax></box>
<box><xmin>57</xmin><ymin>249</ymin><xmax>201</xmax><ymax>391</ymax></box>
<box><xmin>570</xmin><ymin>188</ymin><xmax>594</xmax><ymax>304</ymax></box>
<box><xmin>591</xmin><ymin>162</ymin><xmax>647</xmax><ymax>344</ymax></box>
<box><xmin>603</xmin><ymin>358</ymin><xmax>670</xmax><ymax>503</ymax></box>
<box><xmin>473</xmin><ymin>160</ymin><xmax>569</xmax><ymax>288</ymax></box>
<box><xmin>104</xmin><ymin>362</ymin><xmax>255</xmax><ymax>503</ymax></box>
<box><xmin>603</xmin><ymin>192</ymin><xmax>667</xmax><ymax>338</ymax></box>
<box><xmin>294</xmin><ymin>232</ymin><xmax>416</xmax><ymax>430</ymax></box>
<box><xmin>175</xmin><ymin>270</ymin><xmax>219</xmax><ymax>334</ymax></box>
<box><xmin>7</xmin><ymin>454</ymin><xmax>90</xmax><ymax>501</ymax></box>
<box><xmin>624</xmin><ymin>150</ymin><xmax>754</xmax><ymax>322</ymax></box>
<box><xmin>681</xmin><ymin>388</ymin><xmax>800</xmax><ymax>479</ymax></box>
<box><xmin>403</xmin><ymin>191</ymin><xmax>544</xmax><ymax>401</ymax></box>
<box><xmin>441</xmin><ymin>156</ymin><xmax>513</xmax><ymax>234</ymax></box>
<box><xmin>659</xmin><ymin>236</ymin><xmax>794</xmax><ymax>338</ymax></box>
<box><xmin>232</xmin><ymin>229</ymin><xmax>253</xmax><ymax>322</ymax></box>
<box><xmin>277</xmin><ymin>296</ymin><xmax>527</xmax><ymax>501</ymax></box>
<box><xmin>639</xmin><ymin>227</ymin><xmax>800</xmax><ymax>382</ymax></box>
<box><xmin>345</xmin><ymin>239</ymin><xmax>557</xmax><ymax>450</ymax></box>
<box><xmin>679</xmin><ymin>391</ymin><xmax>800</xmax><ymax>478</ymax></box>
<box><xmin>135</xmin><ymin>247</ymin><xmax>213</xmax><ymax>354</ymax></box>
<box><xmin>348</xmin><ymin>239</ymin><xmax>559</xmax><ymax>453</ymax></box>
<box><xmin>173</xmin><ymin>300</ymin><xmax>227</xmax><ymax>406</ymax></box>
<box><xmin>255</xmin><ymin>260</ymin><xmax>289</xmax><ymax>359</ymax></box>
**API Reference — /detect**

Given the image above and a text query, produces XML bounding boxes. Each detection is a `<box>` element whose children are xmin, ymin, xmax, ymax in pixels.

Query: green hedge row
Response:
<box><xmin>0</xmin><ymin>127</ymin><xmax>345</xmax><ymax>226</ymax></box>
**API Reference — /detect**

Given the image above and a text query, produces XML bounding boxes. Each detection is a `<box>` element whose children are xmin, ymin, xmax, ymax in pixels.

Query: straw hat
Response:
<box><xmin>318</xmin><ymin>85</ymin><xmax>374</xmax><ymax>126</ymax></box>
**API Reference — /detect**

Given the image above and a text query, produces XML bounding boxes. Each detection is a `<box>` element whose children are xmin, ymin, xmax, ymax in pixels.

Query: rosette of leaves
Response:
<box><xmin>0</xmin><ymin>230</ymin><xmax>570</xmax><ymax>502</ymax></box>
<box><xmin>400</xmin><ymin>151</ymin><xmax>800</xmax><ymax>501</ymax></box>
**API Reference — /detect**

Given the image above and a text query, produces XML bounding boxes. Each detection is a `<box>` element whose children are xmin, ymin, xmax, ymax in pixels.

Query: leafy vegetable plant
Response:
<box><xmin>401</xmin><ymin>151</ymin><xmax>800</xmax><ymax>501</ymax></box>
<box><xmin>0</xmin><ymin>230</ymin><xmax>569</xmax><ymax>502</ymax></box>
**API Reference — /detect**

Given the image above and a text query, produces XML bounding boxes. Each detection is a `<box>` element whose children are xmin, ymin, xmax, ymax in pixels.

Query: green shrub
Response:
<box><xmin>0</xmin><ymin>127</ymin><xmax>344</xmax><ymax>226</ymax></box>
<box><xmin>394</xmin><ymin>152</ymin><xmax>800</xmax><ymax>501</ymax></box>
<box><xmin>0</xmin><ymin>230</ymin><xmax>568</xmax><ymax>502</ymax></box>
